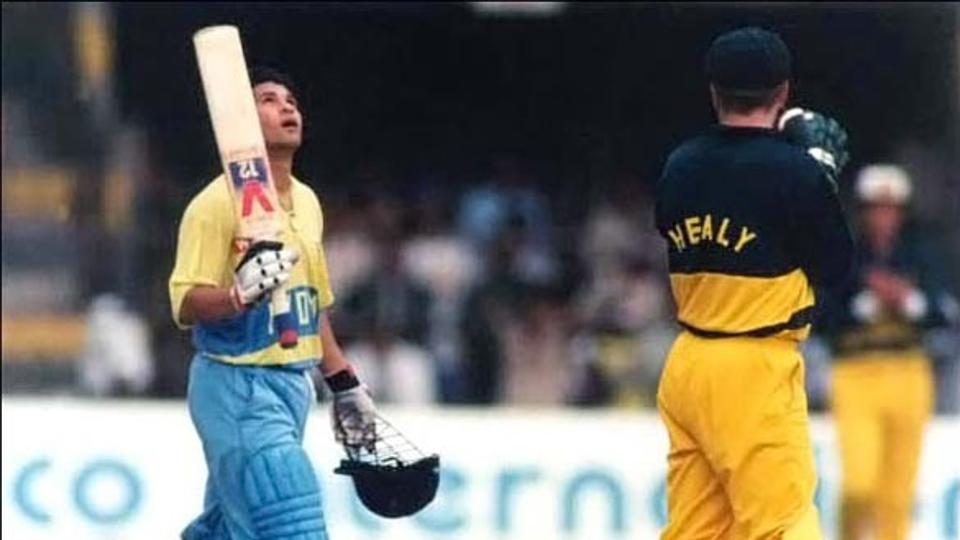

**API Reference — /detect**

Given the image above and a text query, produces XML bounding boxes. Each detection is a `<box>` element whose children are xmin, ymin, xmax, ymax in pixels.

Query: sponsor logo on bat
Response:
<box><xmin>228</xmin><ymin>158</ymin><xmax>274</xmax><ymax>217</ymax></box>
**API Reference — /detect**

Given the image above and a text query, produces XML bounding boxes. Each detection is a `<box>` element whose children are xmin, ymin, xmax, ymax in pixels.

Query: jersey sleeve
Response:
<box><xmin>315</xmin><ymin>199</ymin><xmax>336</xmax><ymax>309</ymax></box>
<box><xmin>168</xmin><ymin>188</ymin><xmax>233</xmax><ymax>329</ymax></box>
<box><xmin>911</xmin><ymin>233</ymin><xmax>955</xmax><ymax>328</ymax></box>
<box><xmin>785</xmin><ymin>162</ymin><xmax>855</xmax><ymax>290</ymax></box>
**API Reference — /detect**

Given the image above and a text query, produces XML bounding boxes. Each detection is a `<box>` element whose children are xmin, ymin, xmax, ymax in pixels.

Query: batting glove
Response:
<box><xmin>231</xmin><ymin>240</ymin><xmax>299</xmax><ymax>308</ymax></box>
<box><xmin>778</xmin><ymin>107</ymin><xmax>850</xmax><ymax>184</ymax></box>
<box><xmin>327</xmin><ymin>368</ymin><xmax>378</xmax><ymax>451</ymax></box>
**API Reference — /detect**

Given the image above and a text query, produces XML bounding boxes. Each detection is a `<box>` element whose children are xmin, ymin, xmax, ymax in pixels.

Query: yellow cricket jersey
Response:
<box><xmin>655</xmin><ymin>125</ymin><xmax>853</xmax><ymax>341</ymax></box>
<box><xmin>169</xmin><ymin>175</ymin><xmax>335</xmax><ymax>366</ymax></box>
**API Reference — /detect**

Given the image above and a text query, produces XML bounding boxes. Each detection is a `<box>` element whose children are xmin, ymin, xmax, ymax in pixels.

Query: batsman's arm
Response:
<box><xmin>312</xmin><ymin>220</ymin><xmax>350</xmax><ymax>379</ymax></box>
<box><xmin>318</xmin><ymin>314</ymin><xmax>351</xmax><ymax>377</ymax></box>
<box><xmin>316</xmin><ymin>312</ymin><xmax>378</xmax><ymax>449</ymax></box>
<box><xmin>178</xmin><ymin>286</ymin><xmax>241</xmax><ymax>326</ymax></box>
<box><xmin>170</xmin><ymin>197</ymin><xmax>233</xmax><ymax>329</ymax></box>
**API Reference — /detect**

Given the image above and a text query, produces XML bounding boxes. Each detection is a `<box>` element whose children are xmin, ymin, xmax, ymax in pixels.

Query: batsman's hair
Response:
<box><xmin>249</xmin><ymin>65</ymin><xmax>300</xmax><ymax>101</ymax></box>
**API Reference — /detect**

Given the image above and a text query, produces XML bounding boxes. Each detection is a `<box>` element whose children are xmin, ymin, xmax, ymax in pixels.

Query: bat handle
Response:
<box><xmin>272</xmin><ymin>282</ymin><xmax>298</xmax><ymax>349</ymax></box>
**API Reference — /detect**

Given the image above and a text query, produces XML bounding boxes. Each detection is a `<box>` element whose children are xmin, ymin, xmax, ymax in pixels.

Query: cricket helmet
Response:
<box><xmin>334</xmin><ymin>413</ymin><xmax>440</xmax><ymax>518</ymax></box>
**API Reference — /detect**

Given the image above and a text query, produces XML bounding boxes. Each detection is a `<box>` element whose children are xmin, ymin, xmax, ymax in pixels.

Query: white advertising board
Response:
<box><xmin>1</xmin><ymin>399</ymin><xmax>958</xmax><ymax>539</ymax></box>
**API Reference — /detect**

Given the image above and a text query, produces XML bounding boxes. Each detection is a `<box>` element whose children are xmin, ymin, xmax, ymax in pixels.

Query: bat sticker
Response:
<box><xmin>229</xmin><ymin>158</ymin><xmax>274</xmax><ymax>217</ymax></box>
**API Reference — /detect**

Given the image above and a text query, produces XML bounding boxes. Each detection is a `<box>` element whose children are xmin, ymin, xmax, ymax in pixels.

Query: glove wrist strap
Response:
<box><xmin>325</xmin><ymin>366</ymin><xmax>360</xmax><ymax>393</ymax></box>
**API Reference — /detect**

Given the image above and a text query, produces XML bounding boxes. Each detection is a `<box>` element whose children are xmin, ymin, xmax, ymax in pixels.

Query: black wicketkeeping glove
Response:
<box><xmin>778</xmin><ymin>108</ymin><xmax>850</xmax><ymax>186</ymax></box>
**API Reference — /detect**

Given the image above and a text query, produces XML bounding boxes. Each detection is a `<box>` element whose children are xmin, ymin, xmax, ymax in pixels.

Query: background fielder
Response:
<box><xmin>826</xmin><ymin>165</ymin><xmax>954</xmax><ymax>540</ymax></box>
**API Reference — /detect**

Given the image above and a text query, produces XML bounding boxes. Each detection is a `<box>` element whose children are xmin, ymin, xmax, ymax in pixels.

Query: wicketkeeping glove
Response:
<box><xmin>231</xmin><ymin>240</ymin><xmax>299</xmax><ymax>308</ymax></box>
<box><xmin>778</xmin><ymin>107</ymin><xmax>850</xmax><ymax>183</ymax></box>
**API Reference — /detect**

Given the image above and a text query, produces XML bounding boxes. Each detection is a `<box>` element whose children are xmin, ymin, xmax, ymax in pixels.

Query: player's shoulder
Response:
<box><xmin>666</xmin><ymin>126</ymin><xmax>810</xmax><ymax>164</ymax></box>
<box><xmin>703</xmin><ymin>127</ymin><xmax>823</xmax><ymax>180</ymax></box>
<box><xmin>742</xmin><ymin>135</ymin><xmax>831</xmax><ymax>198</ymax></box>
<box><xmin>774</xmin><ymin>143</ymin><xmax>834</xmax><ymax>194</ymax></box>
<box><xmin>661</xmin><ymin>128</ymin><xmax>752</xmax><ymax>173</ymax></box>
<box><xmin>762</xmin><ymin>135</ymin><xmax>824</xmax><ymax>175</ymax></box>
<box><xmin>658</xmin><ymin>130</ymin><xmax>727</xmax><ymax>190</ymax></box>
<box><xmin>183</xmin><ymin>175</ymin><xmax>233</xmax><ymax>221</ymax></box>
<box><xmin>292</xmin><ymin>176</ymin><xmax>324</xmax><ymax>213</ymax></box>
<box><xmin>662</xmin><ymin>133</ymin><xmax>710</xmax><ymax>171</ymax></box>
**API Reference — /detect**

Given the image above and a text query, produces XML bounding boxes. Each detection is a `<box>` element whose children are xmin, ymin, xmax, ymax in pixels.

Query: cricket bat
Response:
<box><xmin>193</xmin><ymin>25</ymin><xmax>298</xmax><ymax>348</ymax></box>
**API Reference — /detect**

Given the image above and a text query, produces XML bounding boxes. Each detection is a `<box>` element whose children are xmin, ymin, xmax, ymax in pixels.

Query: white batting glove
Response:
<box><xmin>327</xmin><ymin>368</ymin><xmax>378</xmax><ymax>450</ymax></box>
<box><xmin>230</xmin><ymin>241</ymin><xmax>299</xmax><ymax>308</ymax></box>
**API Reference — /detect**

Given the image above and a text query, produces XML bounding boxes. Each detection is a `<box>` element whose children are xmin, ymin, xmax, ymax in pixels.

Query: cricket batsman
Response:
<box><xmin>654</xmin><ymin>27</ymin><xmax>854</xmax><ymax>539</ymax></box>
<box><xmin>828</xmin><ymin>165</ymin><xmax>952</xmax><ymax>540</ymax></box>
<box><xmin>169</xmin><ymin>67</ymin><xmax>377</xmax><ymax>539</ymax></box>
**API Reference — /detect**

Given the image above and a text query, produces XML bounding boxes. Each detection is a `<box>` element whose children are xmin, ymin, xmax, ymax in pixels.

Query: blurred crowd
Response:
<box><xmin>135</xmin><ymin>159</ymin><xmax>678</xmax><ymax>409</ymax></box>
<box><xmin>3</xmin><ymin>3</ymin><xmax>957</xmax><ymax>414</ymax></box>
<box><xmin>320</xmin><ymin>162</ymin><xmax>674</xmax><ymax>408</ymax></box>
<box><xmin>136</xmin><ymin>159</ymin><xmax>957</xmax><ymax>413</ymax></box>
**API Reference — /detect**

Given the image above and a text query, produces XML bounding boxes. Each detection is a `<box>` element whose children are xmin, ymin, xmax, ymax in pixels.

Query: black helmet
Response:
<box><xmin>334</xmin><ymin>413</ymin><xmax>440</xmax><ymax>518</ymax></box>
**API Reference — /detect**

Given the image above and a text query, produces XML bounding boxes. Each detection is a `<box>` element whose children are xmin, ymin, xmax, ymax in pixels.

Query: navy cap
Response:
<box><xmin>705</xmin><ymin>27</ymin><xmax>792</xmax><ymax>96</ymax></box>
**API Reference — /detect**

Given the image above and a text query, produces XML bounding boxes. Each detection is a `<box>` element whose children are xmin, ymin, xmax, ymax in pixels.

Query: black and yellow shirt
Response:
<box><xmin>655</xmin><ymin>125</ymin><xmax>853</xmax><ymax>341</ymax></box>
<box><xmin>824</xmin><ymin>228</ymin><xmax>952</xmax><ymax>358</ymax></box>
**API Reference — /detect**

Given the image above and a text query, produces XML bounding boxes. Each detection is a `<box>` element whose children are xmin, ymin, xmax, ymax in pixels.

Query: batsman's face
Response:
<box><xmin>254</xmin><ymin>82</ymin><xmax>302</xmax><ymax>150</ymax></box>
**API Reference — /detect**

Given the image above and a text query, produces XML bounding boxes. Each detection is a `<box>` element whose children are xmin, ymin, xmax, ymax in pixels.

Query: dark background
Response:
<box><xmin>114</xmin><ymin>2</ymin><xmax>958</xmax><ymax>217</ymax></box>
<box><xmin>3</xmin><ymin>2</ymin><xmax>957</xmax><ymax>402</ymax></box>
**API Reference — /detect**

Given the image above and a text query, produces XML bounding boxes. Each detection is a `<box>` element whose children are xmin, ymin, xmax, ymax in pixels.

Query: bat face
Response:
<box><xmin>193</xmin><ymin>27</ymin><xmax>283</xmax><ymax>243</ymax></box>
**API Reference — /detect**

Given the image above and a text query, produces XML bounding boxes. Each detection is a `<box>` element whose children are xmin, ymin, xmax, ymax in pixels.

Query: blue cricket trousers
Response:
<box><xmin>182</xmin><ymin>354</ymin><xmax>329</xmax><ymax>540</ymax></box>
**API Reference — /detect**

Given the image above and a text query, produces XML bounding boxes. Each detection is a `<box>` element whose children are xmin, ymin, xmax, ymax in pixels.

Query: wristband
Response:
<box><xmin>325</xmin><ymin>366</ymin><xmax>360</xmax><ymax>393</ymax></box>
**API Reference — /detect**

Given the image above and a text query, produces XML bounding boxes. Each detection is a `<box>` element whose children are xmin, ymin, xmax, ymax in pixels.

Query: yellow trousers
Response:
<box><xmin>657</xmin><ymin>332</ymin><xmax>822</xmax><ymax>540</ymax></box>
<box><xmin>831</xmin><ymin>354</ymin><xmax>932</xmax><ymax>540</ymax></box>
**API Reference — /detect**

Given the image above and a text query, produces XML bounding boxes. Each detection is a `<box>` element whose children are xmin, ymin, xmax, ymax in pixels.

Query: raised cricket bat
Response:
<box><xmin>193</xmin><ymin>25</ymin><xmax>298</xmax><ymax>348</ymax></box>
